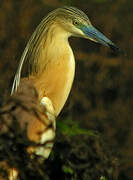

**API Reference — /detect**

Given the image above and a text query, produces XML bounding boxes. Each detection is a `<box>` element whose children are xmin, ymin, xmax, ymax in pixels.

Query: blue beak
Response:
<box><xmin>82</xmin><ymin>26</ymin><xmax>122</xmax><ymax>53</ymax></box>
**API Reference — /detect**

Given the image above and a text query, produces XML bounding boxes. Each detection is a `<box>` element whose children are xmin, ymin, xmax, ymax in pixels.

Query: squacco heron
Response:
<box><xmin>10</xmin><ymin>6</ymin><xmax>120</xmax><ymax>165</ymax></box>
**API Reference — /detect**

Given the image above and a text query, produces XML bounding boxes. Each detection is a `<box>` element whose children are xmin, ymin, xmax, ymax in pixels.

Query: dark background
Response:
<box><xmin>0</xmin><ymin>0</ymin><xmax>133</xmax><ymax>179</ymax></box>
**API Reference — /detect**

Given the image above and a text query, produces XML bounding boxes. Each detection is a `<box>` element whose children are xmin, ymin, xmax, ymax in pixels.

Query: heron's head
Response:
<box><xmin>53</xmin><ymin>6</ymin><xmax>121</xmax><ymax>52</ymax></box>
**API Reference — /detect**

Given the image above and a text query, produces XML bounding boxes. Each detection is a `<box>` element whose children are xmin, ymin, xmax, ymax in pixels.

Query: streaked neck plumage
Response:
<box><xmin>31</xmin><ymin>23</ymin><xmax>75</xmax><ymax>116</ymax></box>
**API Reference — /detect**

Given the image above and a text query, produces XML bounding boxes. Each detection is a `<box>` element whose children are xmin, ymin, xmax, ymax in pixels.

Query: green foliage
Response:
<box><xmin>57</xmin><ymin>117</ymin><xmax>98</xmax><ymax>138</ymax></box>
<box><xmin>100</xmin><ymin>176</ymin><xmax>107</xmax><ymax>180</ymax></box>
<box><xmin>62</xmin><ymin>165</ymin><xmax>74</xmax><ymax>175</ymax></box>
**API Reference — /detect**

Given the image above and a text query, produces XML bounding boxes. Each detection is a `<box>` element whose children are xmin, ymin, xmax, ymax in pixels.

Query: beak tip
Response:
<box><xmin>108</xmin><ymin>43</ymin><xmax>126</xmax><ymax>56</ymax></box>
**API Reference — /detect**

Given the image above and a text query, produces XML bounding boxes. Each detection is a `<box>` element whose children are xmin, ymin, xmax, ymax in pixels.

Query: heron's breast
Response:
<box><xmin>33</xmin><ymin>49</ymin><xmax>75</xmax><ymax>116</ymax></box>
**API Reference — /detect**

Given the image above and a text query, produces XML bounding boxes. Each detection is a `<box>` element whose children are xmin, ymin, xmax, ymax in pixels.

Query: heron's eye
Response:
<box><xmin>72</xmin><ymin>19</ymin><xmax>79</xmax><ymax>26</ymax></box>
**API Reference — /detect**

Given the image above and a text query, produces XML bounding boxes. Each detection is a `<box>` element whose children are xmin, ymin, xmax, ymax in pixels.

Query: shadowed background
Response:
<box><xmin>0</xmin><ymin>0</ymin><xmax>133</xmax><ymax>179</ymax></box>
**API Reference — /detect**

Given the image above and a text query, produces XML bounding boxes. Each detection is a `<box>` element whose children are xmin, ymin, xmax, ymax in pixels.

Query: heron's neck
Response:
<box><xmin>32</xmin><ymin>24</ymin><xmax>75</xmax><ymax>116</ymax></box>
